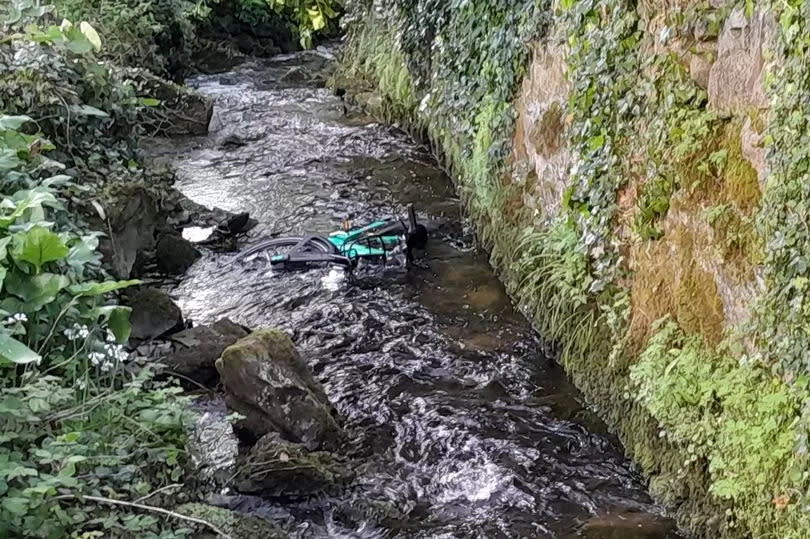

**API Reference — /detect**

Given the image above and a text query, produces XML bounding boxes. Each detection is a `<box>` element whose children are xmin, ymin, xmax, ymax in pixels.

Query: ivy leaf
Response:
<box><xmin>12</xmin><ymin>226</ymin><xmax>69</xmax><ymax>272</ymax></box>
<box><xmin>1</xmin><ymin>496</ymin><xmax>29</xmax><ymax>516</ymax></box>
<box><xmin>0</xmin><ymin>149</ymin><xmax>21</xmax><ymax>172</ymax></box>
<box><xmin>79</xmin><ymin>22</ymin><xmax>102</xmax><ymax>51</ymax></box>
<box><xmin>0</xmin><ymin>334</ymin><xmax>40</xmax><ymax>366</ymax></box>
<box><xmin>0</xmin><ymin>116</ymin><xmax>32</xmax><ymax>131</ymax></box>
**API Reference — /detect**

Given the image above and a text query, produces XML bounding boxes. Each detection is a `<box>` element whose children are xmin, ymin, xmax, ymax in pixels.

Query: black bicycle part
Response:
<box><xmin>237</xmin><ymin>235</ymin><xmax>352</xmax><ymax>268</ymax></box>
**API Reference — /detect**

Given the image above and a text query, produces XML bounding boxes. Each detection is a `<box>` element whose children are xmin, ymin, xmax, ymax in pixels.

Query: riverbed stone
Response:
<box><xmin>156</xmin><ymin>233</ymin><xmax>201</xmax><ymax>275</ymax></box>
<box><xmin>128</xmin><ymin>288</ymin><xmax>184</xmax><ymax>341</ymax></box>
<box><xmin>167</xmin><ymin>319</ymin><xmax>249</xmax><ymax>386</ymax></box>
<box><xmin>215</xmin><ymin>328</ymin><xmax>343</xmax><ymax>450</ymax></box>
<box><xmin>235</xmin><ymin>432</ymin><xmax>354</xmax><ymax>497</ymax></box>
<box><xmin>281</xmin><ymin>66</ymin><xmax>311</xmax><ymax>83</ymax></box>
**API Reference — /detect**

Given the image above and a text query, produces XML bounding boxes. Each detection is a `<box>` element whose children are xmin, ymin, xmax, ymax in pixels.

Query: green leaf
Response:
<box><xmin>79</xmin><ymin>21</ymin><xmax>102</xmax><ymax>51</ymax></box>
<box><xmin>4</xmin><ymin>272</ymin><xmax>70</xmax><ymax>310</ymax></box>
<box><xmin>108</xmin><ymin>307</ymin><xmax>132</xmax><ymax>343</ymax></box>
<box><xmin>12</xmin><ymin>226</ymin><xmax>69</xmax><ymax>271</ymax></box>
<box><xmin>138</xmin><ymin>98</ymin><xmax>160</xmax><ymax>107</ymax></box>
<box><xmin>0</xmin><ymin>116</ymin><xmax>32</xmax><ymax>131</ymax></box>
<box><xmin>0</xmin><ymin>237</ymin><xmax>10</xmax><ymax>259</ymax></box>
<box><xmin>0</xmin><ymin>334</ymin><xmax>40</xmax><ymax>366</ymax></box>
<box><xmin>307</xmin><ymin>7</ymin><xmax>326</xmax><ymax>30</ymax></box>
<box><xmin>2</xmin><ymin>496</ymin><xmax>29</xmax><ymax>516</ymax></box>
<box><xmin>69</xmin><ymin>279</ymin><xmax>139</xmax><ymax>297</ymax></box>
<box><xmin>0</xmin><ymin>149</ymin><xmax>21</xmax><ymax>172</ymax></box>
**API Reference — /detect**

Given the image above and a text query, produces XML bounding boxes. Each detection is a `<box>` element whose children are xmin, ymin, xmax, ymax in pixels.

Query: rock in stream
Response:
<box><xmin>216</xmin><ymin>328</ymin><xmax>343</xmax><ymax>450</ymax></box>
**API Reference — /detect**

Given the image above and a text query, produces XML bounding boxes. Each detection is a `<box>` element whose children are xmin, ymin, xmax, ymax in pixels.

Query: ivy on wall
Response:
<box><xmin>339</xmin><ymin>0</ymin><xmax>810</xmax><ymax>536</ymax></box>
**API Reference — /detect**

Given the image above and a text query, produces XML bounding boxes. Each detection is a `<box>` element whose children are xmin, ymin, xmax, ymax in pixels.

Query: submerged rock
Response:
<box><xmin>128</xmin><ymin>288</ymin><xmax>183</xmax><ymax>341</ymax></box>
<box><xmin>215</xmin><ymin>328</ymin><xmax>342</xmax><ymax>450</ymax></box>
<box><xmin>167</xmin><ymin>319</ymin><xmax>249</xmax><ymax>386</ymax></box>
<box><xmin>235</xmin><ymin>432</ymin><xmax>354</xmax><ymax>497</ymax></box>
<box><xmin>281</xmin><ymin>66</ymin><xmax>311</xmax><ymax>83</ymax></box>
<box><xmin>174</xmin><ymin>503</ymin><xmax>288</xmax><ymax>538</ymax></box>
<box><xmin>156</xmin><ymin>233</ymin><xmax>201</xmax><ymax>275</ymax></box>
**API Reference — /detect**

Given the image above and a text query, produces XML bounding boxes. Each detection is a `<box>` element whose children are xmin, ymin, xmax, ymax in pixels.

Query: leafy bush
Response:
<box><xmin>0</xmin><ymin>13</ymin><xmax>192</xmax><ymax>539</ymax></box>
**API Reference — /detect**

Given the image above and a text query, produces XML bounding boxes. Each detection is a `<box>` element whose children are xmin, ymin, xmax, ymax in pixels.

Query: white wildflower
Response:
<box><xmin>75</xmin><ymin>379</ymin><xmax>87</xmax><ymax>390</ymax></box>
<box><xmin>104</xmin><ymin>343</ymin><xmax>129</xmax><ymax>363</ymax></box>
<box><xmin>106</xmin><ymin>330</ymin><xmax>116</xmax><ymax>343</ymax></box>
<box><xmin>64</xmin><ymin>323</ymin><xmax>90</xmax><ymax>341</ymax></box>
<box><xmin>101</xmin><ymin>360</ymin><xmax>113</xmax><ymax>372</ymax></box>
<box><xmin>4</xmin><ymin>313</ymin><xmax>27</xmax><ymax>325</ymax></box>
<box><xmin>89</xmin><ymin>352</ymin><xmax>105</xmax><ymax>366</ymax></box>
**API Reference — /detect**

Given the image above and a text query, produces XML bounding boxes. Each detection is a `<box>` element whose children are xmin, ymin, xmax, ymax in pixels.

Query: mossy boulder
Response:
<box><xmin>235</xmin><ymin>432</ymin><xmax>354</xmax><ymax>497</ymax></box>
<box><xmin>174</xmin><ymin>503</ymin><xmax>288</xmax><ymax>538</ymax></box>
<box><xmin>215</xmin><ymin>328</ymin><xmax>343</xmax><ymax>450</ymax></box>
<box><xmin>156</xmin><ymin>234</ymin><xmax>201</xmax><ymax>275</ymax></box>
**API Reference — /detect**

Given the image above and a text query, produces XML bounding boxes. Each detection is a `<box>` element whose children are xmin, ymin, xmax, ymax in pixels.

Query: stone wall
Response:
<box><xmin>337</xmin><ymin>1</ymin><xmax>810</xmax><ymax>536</ymax></box>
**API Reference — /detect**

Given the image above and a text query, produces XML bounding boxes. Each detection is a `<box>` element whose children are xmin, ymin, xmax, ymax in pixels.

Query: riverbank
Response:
<box><xmin>334</xmin><ymin>2</ymin><xmax>810</xmax><ymax>538</ymax></box>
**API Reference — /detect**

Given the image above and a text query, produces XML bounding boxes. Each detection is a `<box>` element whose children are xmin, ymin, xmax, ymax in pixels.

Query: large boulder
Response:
<box><xmin>235</xmin><ymin>432</ymin><xmax>354</xmax><ymax>497</ymax></box>
<box><xmin>128</xmin><ymin>288</ymin><xmax>183</xmax><ymax>341</ymax></box>
<box><xmin>167</xmin><ymin>319</ymin><xmax>248</xmax><ymax>386</ymax></box>
<box><xmin>215</xmin><ymin>329</ymin><xmax>342</xmax><ymax>450</ymax></box>
<box><xmin>156</xmin><ymin>233</ymin><xmax>201</xmax><ymax>275</ymax></box>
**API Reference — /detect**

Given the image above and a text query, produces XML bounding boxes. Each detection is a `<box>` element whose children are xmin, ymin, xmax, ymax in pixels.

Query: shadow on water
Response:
<box><xmin>143</xmin><ymin>48</ymin><xmax>681</xmax><ymax>539</ymax></box>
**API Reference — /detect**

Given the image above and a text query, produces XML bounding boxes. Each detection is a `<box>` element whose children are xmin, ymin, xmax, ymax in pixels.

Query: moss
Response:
<box><xmin>629</xmin><ymin>222</ymin><xmax>726</xmax><ymax>348</ymax></box>
<box><xmin>720</xmin><ymin>123</ymin><xmax>761</xmax><ymax>213</ymax></box>
<box><xmin>531</xmin><ymin>101</ymin><xmax>564</xmax><ymax>155</ymax></box>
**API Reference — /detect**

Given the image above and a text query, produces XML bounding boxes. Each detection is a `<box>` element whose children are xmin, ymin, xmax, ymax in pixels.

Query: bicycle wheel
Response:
<box><xmin>236</xmin><ymin>235</ymin><xmax>348</xmax><ymax>269</ymax></box>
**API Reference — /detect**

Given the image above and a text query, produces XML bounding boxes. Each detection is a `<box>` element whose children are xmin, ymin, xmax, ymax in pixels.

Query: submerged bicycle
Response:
<box><xmin>236</xmin><ymin>204</ymin><xmax>428</xmax><ymax>271</ymax></box>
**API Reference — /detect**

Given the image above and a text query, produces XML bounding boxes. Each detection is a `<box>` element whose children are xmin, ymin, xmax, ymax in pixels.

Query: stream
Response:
<box><xmin>145</xmin><ymin>48</ymin><xmax>680</xmax><ymax>538</ymax></box>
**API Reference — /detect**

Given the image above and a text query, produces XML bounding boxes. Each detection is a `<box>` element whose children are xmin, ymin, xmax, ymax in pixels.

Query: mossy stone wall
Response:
<box><xmin>337</xmin><ymin>1</ymin><xmax>810</xmax><ymax>536</ymax></box>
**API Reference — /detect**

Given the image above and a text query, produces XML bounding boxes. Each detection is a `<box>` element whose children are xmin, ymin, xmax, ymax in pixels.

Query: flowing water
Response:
<box><xmin>145</xmin><ymin>49</ymin><xmax>680</xmax><ymax>538</ymax></box>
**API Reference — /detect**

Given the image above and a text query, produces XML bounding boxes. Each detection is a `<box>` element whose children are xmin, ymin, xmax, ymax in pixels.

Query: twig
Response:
<box><xmin>134</xmin><ymin>483</ymin><xmax>183</xmax><ymax>503</ymax></box>
<box><xmin>53</xmin><ymin>494</ymin><xmax>233</xmax><ymax>539</ymax></box>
